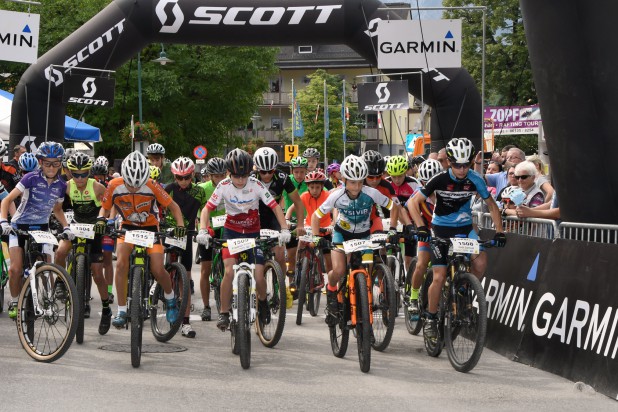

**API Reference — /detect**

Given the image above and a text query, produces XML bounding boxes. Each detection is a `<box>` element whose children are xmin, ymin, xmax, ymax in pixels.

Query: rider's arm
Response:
<box><xmin>166</xmin><ymin>200</ymin><xmax>184</xmax><ymax>227</ymax></box>
<box><xmin>53</xmin><ymin>202</ymin><xmax>69</xmax><ymax>228</ymax></box>
<box><xmin>398</xmin><ymin>203</ymin><xmax>412</xmax><ymax>225</ymax></box>
<box><xmin>288</xmin><ymin>190</ymin><xmax>305</xmax><ymax>233</ymax></box>
<box><xmin>408</xmin><ymin>192</ymin><xmax>427</xmax><ymax>228</ymax></box>
<box><xmin>311</xmin><ymin>211</ymin><xmax>321</xmax><ymax>238</ymax></box>
<box><xmin>199</xmin><ymin>206</ymin><xmax>211</xmax><ymax>231</ymax></box>
<box><xmin>0</xmin><ymin>187</ymin><xmax>22</xmax><ymax>220</ymax></box>
<box><xmin>485</xmin><ymin>195</ymin><xmax>505</xmax><ymax>233</ymax></box>
<box><xmin>285</xmin><ymin>203</ymin><xmax>295</xmax><ymax>221</ymax></box>
<box><xmin>272</xmin><ymin>204</ymin><xmax>288</xmax><ymax>230</ymax></box>
<box><xmin>389</xmin><ymin>201</ymin><xmax>400</xmax><ymax>230</ymax></box>
<box><xmin>93</xmin><ymin>180</ymin><xmax>106</xmax><ymax>202</ymax></box>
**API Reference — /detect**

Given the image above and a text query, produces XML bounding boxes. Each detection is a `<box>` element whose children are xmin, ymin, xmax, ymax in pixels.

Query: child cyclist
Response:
<box><xmin>196</xmin><ymin>149</ymin><xmax>291</xmax><ymax>331</ymax></box>
<box><xmin>0</xmin><ymin>142</ymin><xmax>73</xmax><ymax>320</ymax></box>
<box><xmin>362</xmin><ymin>150</ymin><xmax>398</xmax><ymax>233</ymax></box>
<box><xmin>97</xmin><ymin>151</ymin><xmax>186</xmax><ymax>328</ymax></box>
<box><xmin>311</xmin><ymin>155</ymin><xmax>399</xmax><ymax>326</ymax></box>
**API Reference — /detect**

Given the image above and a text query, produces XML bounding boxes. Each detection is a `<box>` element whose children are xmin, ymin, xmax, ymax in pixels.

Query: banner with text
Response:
<box><xmin>358</xmin><ymin>80</ymin><xmax>409</xmax><ymax>114</ymax></box>
<box><xmin>63</xmin><ymin>74</ymin><xmax>115</xmax><ymax>108</ymax></box>
<box><xmin>484</xmin><ymin>105</ymin><xmax>541</xmax><ymax>136</ymax></box>
<box><xmin>0</xmin><ymin>10</ymin><xmax>40</xmax><ymax>64</ymax></box>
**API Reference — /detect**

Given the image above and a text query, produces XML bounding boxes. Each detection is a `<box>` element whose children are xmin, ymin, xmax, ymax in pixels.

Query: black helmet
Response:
<box><xmin>206</xmin><ymin>157</ymin><xmax>227</xmax><ymax>175</ymax></box>
<box><xmin>225</xmin><ymin>149</ymin><xmax>253</xmax><ymax>175</ymax></box>
<box><xmin>362</xmin><ymin>150</ymin><xmax>385</xmax><ymax>176</ymax></box>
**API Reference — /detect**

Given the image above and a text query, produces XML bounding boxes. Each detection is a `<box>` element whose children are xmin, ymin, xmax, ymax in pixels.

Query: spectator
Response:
<box><xmin>436</xmin><ymin>148</ymin><xmax>448</xmax><ymax>170</ymax></box>
<box><xmin>513</xmin><ymin>160</ymin><xmax>545</xmax><ymax>208</ymax></box>
<box><xmin>486</xmin><ymin>160</ymin><xmax>502</xmax><ymax>175</ymax></box>
<box><xmin>6</xmin><ymin>145</ymin><xmax>26</xmax><ymax>170</ymax></box>
<box><xmin>474</xmin><ymin>147</ymin><xmax>525</xmax><ymax>195</ymax></box>
<box><xmin>526</xmin><ymin>154</ymin><xmax>554</xmax><ymax>202</ymax></box>
<box><xmin>498</xmin><ymin>144</ymin><xmax>517</xmax><ymax>165</ymax></box>
<box><xmin>516</xmin><ymin>192</ymin><xmax>560</xmax><ymax>220</ymax></box>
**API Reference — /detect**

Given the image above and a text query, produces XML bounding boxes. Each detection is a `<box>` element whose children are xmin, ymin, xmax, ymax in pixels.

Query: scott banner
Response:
<box><xmin>357</xmin><ymin>80</ymin><xmax>409</xmax><ymax>113</ymax></box>
<box><xmin>63</xmin><ymin>73</ymin><xmax>115</xmax><ymax>108</ymax></box>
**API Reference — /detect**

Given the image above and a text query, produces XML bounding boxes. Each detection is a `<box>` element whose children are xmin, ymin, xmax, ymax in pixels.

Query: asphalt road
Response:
<box><xmin>0</xmin><ymin>263</ymin><xmax>615</xmax><ymax>411</ymax></box>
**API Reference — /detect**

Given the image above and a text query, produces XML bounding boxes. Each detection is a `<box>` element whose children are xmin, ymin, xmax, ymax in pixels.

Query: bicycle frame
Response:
<box><xmin>337</xmin><ymin>249</ymin><xmax>373</xmax><ymax>327</ymax></box>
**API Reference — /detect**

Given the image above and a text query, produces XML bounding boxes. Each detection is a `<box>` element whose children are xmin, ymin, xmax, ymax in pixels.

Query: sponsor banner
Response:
<box><xmin>357</xmin><ymin>80</ymin><xmax>409</xmax><ymax>114</ymax></box>
<box><xmin>63</xmin><ymin>74</ymin><xmax>115</xmax><ymax>108</ymax></box>
<box><xmin>484</xmin><ymin>105</ymin><xmax>541</xmax><ymax>135</ymax></box>
<box><xmin>377</xmin><ymin>19</ymin><xmax>461</xmax><ymax>69</ymax></box>
<box><xmin>0</xmin><ymin>10</ymin><xmax>40</xmax><ymax>64</ymax></box>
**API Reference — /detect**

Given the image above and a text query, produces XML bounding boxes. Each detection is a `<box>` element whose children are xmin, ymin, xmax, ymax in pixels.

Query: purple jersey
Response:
<box><xmin>12</xmin><ymin>171</ymin><xmax>67</xmax><ymax>225</ymax></box>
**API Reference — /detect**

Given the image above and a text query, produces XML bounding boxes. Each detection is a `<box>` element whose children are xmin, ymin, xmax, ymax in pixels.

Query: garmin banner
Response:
<box><xmin>63</xmin><ymin>73</ymin><xmax>115</xmax><ymax>108</ymax></box>
<box><xmin>0</xmin><ymin>10</ymin><xmax>40</xmax><ymax>64</ymax></box>
<box><xmin>358</xmin><ymin>80</ymin><xmax>409</xmax><ymax>113</ymax></box>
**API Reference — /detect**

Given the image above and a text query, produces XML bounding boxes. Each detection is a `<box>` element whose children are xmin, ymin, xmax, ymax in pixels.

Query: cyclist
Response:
<box><xmin>362</xmin><ymin>150</ymin><xmax>398</xmax><ymax>233</ymax></box>
<box><xmin>197</xmin><ymin>157</ymin><xmax>227</xmax><ymax>321</ymax></box>
<box><xmin>149</xmin><ymin>165</ymin><xmax>161</xmax><ymax>182</ymax></box>
<box><xmin>252</xmin><ymin>147</ymin><xmax>305</xmax><ymax>306</ymax></box>
<box><xmin>54</xmin><ymin>152</ymin><xmax>112</xmax><ymax>334</ymax></box>
<box><xmin>311</xmin><ymin>155</ymin><xmax>399</xmax><ymax>326</ymax></box>
<box><xmin>405</xmin><ymin>158</ymin><xmax>443</xmax><ymax>321</ymax></box>
<box><xmin>93</xmin><ymin>156</ymin><xmax>112</xmax><ymax>185</ymax></box>
<box><xmin>303</xmin><ymin>147</ymin><xmax>332</xmax><ymax>190</ymax></box>
<box><xmin>408</xmin><ymin>138</ymin><xmax>507</xmax><ymax>340</ymax></box>
<box><xmin>196</xmin><ymin>149</ymin><xmax>291</xmax><ymax>331</ymax></box>
<box><xmin>326</xmin><ymin>162</ymin><xmax>342</xmax><ymax>189</ymax></box>
<box><xmin>164</xmin><ymin>157</ymin><xmax>207</xmax><ymax>338</ymax></box>
<box><xmin>91</xmin><ymin>161</ymin><xmax>115</xmax><ymax>303</ymax></box>
<box><xmin>18</xmin><ymin>152</ymin><xmax>40</xmax><ymax>174</ymax></box>
<box><xmin>0</xmin><ymin>142</ymin><xmax>73</xmax><ymax>320</ymax></box>
<box><xmin>97</xmin><ymin>151</ymin><xmax>186</xmax><ymax>328</ymax></box>
<box><xmin>146</xmin><ymin>143</ymin><xmax>173</xmax><ymax>185</ymax></box>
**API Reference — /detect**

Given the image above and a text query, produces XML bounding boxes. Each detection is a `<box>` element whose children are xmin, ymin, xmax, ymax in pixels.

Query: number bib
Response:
<box><xmin>343</xmin><ymin>239</ymin><xmax>374</xmax><ymax>253</ymax></box>
<box><xmin>260</xmin><ymin>229</ymin><xmax>279</xmax><ymax>239</ymax></box>
<box><xmin>227</xmin><ymin>238</ymin><xmax>256</xmax><ymax>255</ymax></box>
<box><xmin>450</xmin><ymin>238</ymin><xmax>479</xmax><ymax>255</ymax></box>
<box><xmin>64</xmin><ymin>211</ymin><xmax>74</xmax><ymax>223</ymax></box>
<box><xmin>124</xmin><ymin>230</ymin><xmax>155</xmax><ymax>248</ymax></box>
<box><xmin>212</xmin><ymin>215</ymin><xmax>227</xmax><ymax>229</ymax></box>
<box><xmin>70</xmin><ymin>223</ymin><xmax>95</xmax><ymax>240</ymax></box>
<box><xmin>164</xmin><ymin>236</ymin><xmax>187</xmax><ymax>250</ymax></box>
<box><xmin>30</xmin><ymin>231</ymin><xmax>58</xmax><ymax>246</ymax></box>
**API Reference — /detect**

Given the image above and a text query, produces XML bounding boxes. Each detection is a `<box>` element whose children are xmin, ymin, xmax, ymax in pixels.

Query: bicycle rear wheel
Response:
<box><xmin>295</xmin><ymin>257</ymin><xmax>308</xmax><ymax>325</ymax></box>
<box><xmin>237</xmin><ymin>272</ymin><xmax>251</xmax><ymax>369</ymax></box>
<box><xmin>151</xmin><ymin>262</ymin><xmax>189</xmax><ymax>342</ymax></box>
<box><xmin>307</xmin><ymin>253</ymin><xmax>324</xmax><ymax>317</ymax></box>
<box><xmin>445</xmin><ymin>272</ymin><xmax>487</xmax><ymax>373</ymax></box>
<box><xmin>406</xmin><ymin>265</ymin><xmax>432</xmax><ymax>336</ymax></box>
<box><xmin>371</xmin><ymin>263</ymin><xmax>396</xmax><ymax>352</ymax></box>
<box><xmin>16</xmin><ymin>264</ymin><xmax>78</xmax><ymax>362</ymax></box>
<box><xmin>130</xmin><ymin>267</ymin><xmax>143</xmax><ymax>368</ymax></box>
<box><xmin>211</xmin><ymin>254</ymin><xmax>224</xmax><ymax>315</ymax></box>
<box><xmin>355</xmin><ymin>272</ymin><xmax>372</xmax><ymax>373</ymax></box>
<box><xmin>329</xmin><ymin>282</ymin><xmax>349</xmax><ymax>358</ymax></box>
<box><xmin>75</xmin><ymin>255</ymin><xmax>86</xmax><ymax>344</ymax></box>
<box><xmin>256</xmin><ymin>259</ymin><xmax>286</xmax><ymax>348</ymax></box>
<box><xmin>0</xmin><ymin>256</ymin><xmax>8</xmax><ymax>313</ymax></box>
<box><xmin>386</xmin><ymin>255</ymin><xmax>401</xmax><ymax>316</ymax></box>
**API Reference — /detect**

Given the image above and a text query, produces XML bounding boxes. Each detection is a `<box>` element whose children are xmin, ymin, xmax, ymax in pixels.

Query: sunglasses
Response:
<box><xmin>451</xmin><ymin>163</ymin><xmax>470</xmax><ymax>169</ymax></box>
<box><xmin>366</xmin><ymin>175</ymin><xmax>382</xmax><ymax>180</ymax></box>
<box><xmin>231</xmin><ymin>174</ymin><xmax>249</xmax><ymax>179</ymax></box>
<box><xmin>259</xmin><ymin>170</ymin><xmax>275</xmax><ymax>175</ymax></box>
<box><xmin>72</xmin><ymin>172</ymin><xmax>89</xmax><ymax>179</ymax></box>
<box><xmin>515</xmin><ymin>175</ymin><xmax>530</xmax><ymax>180</ymax></box>
<box><xmin>42</xmin><ymin>161</ymin><xmax>61</xmax><ymax>168</ymax></box>
<box><xmin>175</xmin><ymin>175</ymin><xmax>192</xmax><ymax>181</ymax></box>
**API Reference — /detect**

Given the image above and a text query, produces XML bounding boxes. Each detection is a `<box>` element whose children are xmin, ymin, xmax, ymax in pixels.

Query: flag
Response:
<box><xmin>131</xmin><ymin>115</ymin><xmax>135</xmax><ymax>140</ymax></box>
<box><xmin>269</xmin><ymin>100</ymin><xmax>274</xmax><ymax>110</ymax></box>
<box><xmin>341</xmin><ymin>81</ymin><xmax>347</xmax><ymax>143</ymax></box>
<box><xmin>315</xmin><ymin>104</ymin><xmax>320</xmax><ymax>124</ymax></box>
<box><xmin>377</xmin><ymin>111</ymin><xmax>383</xmax><ymax>129</ymax></box>
<box><xmin>324</xmin><ymin>80</ymin><xmax>330</xmax><ymax>140</ymax></box>
<box><xmin>292</xmin><ymin>85</ymin><xmax>304</xmax><ymax>138</ymax></box>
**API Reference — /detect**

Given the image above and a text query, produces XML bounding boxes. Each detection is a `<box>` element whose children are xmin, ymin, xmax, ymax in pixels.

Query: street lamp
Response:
<box><xmin>151</xmin><ymin>44</ymin><xmax>174</xmax><ymax>65</ymax></box>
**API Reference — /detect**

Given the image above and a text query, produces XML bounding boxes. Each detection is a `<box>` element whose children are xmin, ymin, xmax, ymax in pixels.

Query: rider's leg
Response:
<box><xmin>54</xmin><ymin>239</ymin><xmax>71</xmax><ymax>268</ymax></box>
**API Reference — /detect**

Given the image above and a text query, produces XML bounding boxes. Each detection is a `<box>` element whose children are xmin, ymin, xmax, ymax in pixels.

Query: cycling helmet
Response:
<box><xmin>36</xmin><ymin>141</ymin><xmax>65</xmax><ymax>160</ymax></box>
<box><xmin>290</xmin><ymin>156</ymin><xmax>308</xmax><ymax>168</ymax></box>
<box><xmin>225</xmin><ymin>149</ymin><xmax>253</xmax><ymax>175</ymax></box>
<box><xmin>18</xmin><ymin>152</ymin><xmax>39</xmax><ymax>172</ymax></box>
<box><xmin>418</xmin><ymin>159</ymin><xmax>443</xmax><ymax>183</ymax></box>
<box><xmin>94</xmin><ymin>156</ymin><xmax>109</xmax><ymax>167</ymax></box>
<box><xmin>121</xmin><ymin>151</ymin><xmax>150</xmax><ymax>188</ymax></box>
<box><xmin>149</xmin><ymin>165</ymin><xmax>161</xmax><ymax>180</ymax></box>
<box><xmin>326</xmin><ymin>162</ymin><xmax>340</xmax><ymax>175</ymax></box>
<box><xmin>302</xmin><ymin>148</ymin><xmax>320</xmax><ymax>159</ymax></box>
<box><xmin>67</xmin><ymin>152</ymin><xmax>93</xmax><ymax>171</ymax></box>
<box><xmin>411</xmin><ymin>155</ymin><xmax>426</xmax><ymax>166</ymax></box>
<box><xmin>145</xmin><ymin>143</ymin><xmax>165</xmax><ymax>155</ymax></box>
<box><xmin>171</xmin><ymin>156</ymin><xmax>195</xmax><ymax>176</ymax></box>
<box><xmin>206</xmin><ymin>157</ymin><xmax>227</xmax><ymax>175</ymax></box>
<box><xmin>340</xmin><ymin>155</ymin><xmax>368</xmax><ymax>181</ymax></box>
<box><xmin>445</xmin><ymin>137</ymin><xmax>475</xmax><ymax>164</ymax></box>
<box><xmin>200</xmin><ymin>167</ymin><xmax>208</xmax><ymax>177</ymax></box>
<box><xmin>91</xmin><ymin>163</ymin><xmax>108</xmax><ymax>176</ymax></box>
<box><xmin>386</xmin><ymin>155</ymin><xmax>409</xmax><ymax>176</ymax></box>
<box><xmin>253</xmin><ymin>147</ymin><xmax>278</xmax><ymax>171</ymax></box>
<box><xmin>305</xmin><ymin>170</ymin><xmax>326</xmax><ymax>183</ymax></box>
<box><xmin>0</xmin><ymin>140</ymin><xmax>7</xmax><ymax>157</ymax></box>
<box><xmin>500</xmin><ymin>185</ymin><xmax>516</xmax><ymax>200</ymax></box>
<box><xmin>362</xmin><ymin>150</ymin><xmax>385</xmax><ymax>176</ymax></box>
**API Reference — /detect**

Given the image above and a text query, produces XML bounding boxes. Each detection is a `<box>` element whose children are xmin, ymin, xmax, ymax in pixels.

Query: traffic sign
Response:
<box><xmin>284</xmin><ymin>145</ymin><xmax>298</xmax><ymax>162</ymax></box>
<box><xmin>193</xmin><ymin>145</ymin><xmax>208</xmax><ymax>159</ymax></box>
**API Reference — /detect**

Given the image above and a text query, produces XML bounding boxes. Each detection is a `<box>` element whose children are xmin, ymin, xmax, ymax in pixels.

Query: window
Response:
<box><xmin>270</xmin><ymin>79</ymin><xmax>280</xmax><ymax>93</ymax></box>
<box><xmin>366</xmin><ymin>113</ymin><xmax>378</xmax><ymax>128</ymax></box>
<box><xmin>271</xmin><ymin>118</ymin><xmax>282</xmax><ymax>130</ymax></box>
<box><xmin>298</xmin><ymin>45</ymin><xmax>312</xmax><ymax>54</ymax></box>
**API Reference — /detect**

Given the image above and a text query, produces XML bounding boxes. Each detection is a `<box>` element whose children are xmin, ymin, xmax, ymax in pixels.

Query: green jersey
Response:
<box><xmin>283</xmin><ymin>175</ymin><xmax>307</xmax><ymax>220</ymax></box>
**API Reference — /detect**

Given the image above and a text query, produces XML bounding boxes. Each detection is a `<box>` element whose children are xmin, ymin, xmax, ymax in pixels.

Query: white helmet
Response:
<box><xmin>418</xmin><ymin>159</ymin><xmax>443</xmax><ymax>183</ymax></box>
<box><xmin>94</xmin><ymin>156</ymin><xmax>109</xmax><ymax>167</ymax></box>
<box><xmin>146</xmin><ymin>143</ymin><xmax>165</xmax><ymax>155</ymax></box>
<box><xmin>253</xmin><ymin>147</ymin><xmax>278</xmax><ymax>171</ymax></box>
<box><xmin>500</xmin><ymin>185</ymin><xmax>516</xmax><ymax>200</ymax></box>
<box><xmin>340</xmin><ymin>155</ymin><xmax>368</xmax><ymax>181</ymax></box>
<box><xmin>445</xmin><ymin>137</ymin><xmax>475</xmax><ymax>164</ymax></box>
<box><xmin>121</xmin><ymin>151</ymin><xmax>150</xmax><ymax>188</ymax></box>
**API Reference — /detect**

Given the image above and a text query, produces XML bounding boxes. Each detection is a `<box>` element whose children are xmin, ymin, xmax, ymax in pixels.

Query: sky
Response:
<box><xmin>402</xmin><ymin>0</ymin><xmax>444</xmax><ymax>20</ymax></box>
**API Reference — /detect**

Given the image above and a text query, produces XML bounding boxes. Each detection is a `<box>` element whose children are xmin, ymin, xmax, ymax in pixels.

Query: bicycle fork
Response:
<box><xmin>26</xmin><ymin>261</ymin><xmax>47</xmax><ymax>317</ymax></box>
<box><xmin>232</xmin><ymin>263</ymin><xmax>256</xmax><ymax>324</ymax></box>
<box><xmin>348</xmin><ymin>269</ymin><xmax>373</xmax><ymax>327</ymax></box>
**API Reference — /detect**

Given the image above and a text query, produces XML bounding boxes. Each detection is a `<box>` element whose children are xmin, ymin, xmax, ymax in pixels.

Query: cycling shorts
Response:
<box><xmin>117</xmin><ymin>225</ymin><xmax>163</xmax><ymax>255</ymax></box>
<box><xmin>430</xmin><ymin>224</ymin><xmax>478</xmax><ymax>267</ymax></box>
<box><xmin>221</xmin><ymin>228</ymin><xmax>264</xmax><ymax>265</ymax></box>
<box><xmin>9</xmin><ymin>223</ymin><xmax>49</xmax><ymax>249</ymax></box>
<box><xmin>102</xmin><ymin>235</ymin><xmax>115</xmax><ymax>252</ymax></box>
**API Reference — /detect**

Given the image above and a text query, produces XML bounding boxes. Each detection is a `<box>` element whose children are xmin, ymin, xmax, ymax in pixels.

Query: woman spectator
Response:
<box><xmin>513</xmin><ymin>161</ymin><xmax>545</xmax><ymax>208</ymax></box>
<box><xmin>526</xmin><ymin>154</ymin><xmax>554</xmax><ymax>203</ymax></box>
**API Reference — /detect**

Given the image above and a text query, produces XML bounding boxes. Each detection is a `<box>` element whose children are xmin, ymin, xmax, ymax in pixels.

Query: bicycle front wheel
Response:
<box><xmin>371</xmin><ymin>263</ymin><xmax>396</xmax><ymax>352</ymax></box>
<box><xmin>130</xmin><ymin>267</ymin><xmax>143</xmax><ymax>368</ymax></box>
<box><xmin>354</xmin><ymin>272</ymin><xmax>372</xmax><ymax>373</ymax></box>
<box><xmin>295</xmin><ymin>257</ymin><xmax>308</xmax><ymax>325</ymax></box>
<box><xmin>212</xmin><ymin>254</ymin><xmax>224</xmax><ymax>315</ymax></box>
<box><xmin>307</xmin><ymin>253</ymin><xmax>324</xmax><ymax>317</ymax></box>
<box><xmin>151</xmin><ymin>262</ymin><xmax>189</xmax><ymax>342</ymax></box>
<box><xmin>75</xmin><ymin>254</ymin><xmax>87</xmax><ymax>344</ymax></box>
<box><xmin>16</xmin><ymin>264</ymin><xmax>78</xmax><ymax>363</ymax></box>
<box><xmin>445</xmin><ymin>272</ymin><xmax>487</xmax><ymax>373</ymax></box>
<box><xmin>256</xmin><ymin>259</ymin><xmax>286</xmax><ymax>348</ymax></box>
<box><xmin>237</xmin><ymin>272</ymin><xmax>251</xmax><ymax>369</ymax></box>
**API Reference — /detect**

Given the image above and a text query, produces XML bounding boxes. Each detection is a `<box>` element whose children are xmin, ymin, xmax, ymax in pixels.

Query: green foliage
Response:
<box><xmin>443</xmin><ymin>0</ymin><xmax>536</xmax><ymax>106</ymax></box>
<box><xmin>494</xmin><ymin>134</ymin><xmax>538</xmax><ymax>155</ymax></box>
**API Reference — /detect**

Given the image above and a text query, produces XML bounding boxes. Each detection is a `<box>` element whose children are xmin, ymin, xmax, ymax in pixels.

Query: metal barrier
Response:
<box><xmin>476</xmin><ymin>212</ymin><xmax>558</xmax><ymax>239</ymax></box>
<box><xmin>558</xmin><ymin>222</ymin><xmax>618</xmax><ymax>244</ymax></box>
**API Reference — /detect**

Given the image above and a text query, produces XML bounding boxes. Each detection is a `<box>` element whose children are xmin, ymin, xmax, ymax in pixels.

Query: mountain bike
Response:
<box><xmin>422</xmin><ymin>236</ymin><xmax>495</xmax><ymax>373</ymax></box>
<box><xmin>368</xmin><ymin>233</ymin><xmax>396</xmax><ymax>352</ymax></box>
<box><xmin>13</xmin><ymin>229</ymin><xmax>78</xmax><ymax>362</ymax></box>
<box><xmin>294</xmin><ymin>228</ymin><xmax>327</xmax><ymax>325</ymax></box>
<box><xmin>0</xmin><ymin>241</ymin><xmax>9</xmax><ymax>314</ymax></box>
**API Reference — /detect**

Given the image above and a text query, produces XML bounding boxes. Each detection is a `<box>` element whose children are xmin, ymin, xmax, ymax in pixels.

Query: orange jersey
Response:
<box><xmin>301</xmin><ymin>190</ymin><xmax>331</xmax><ymax>229</ymax></box>
<box><xmin>102</xmin><ymin>177</ymin><xmax>172</xmax><ymax>227</ymax></box>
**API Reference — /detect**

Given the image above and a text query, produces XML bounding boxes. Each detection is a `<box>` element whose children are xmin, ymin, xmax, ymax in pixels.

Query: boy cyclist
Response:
<box><xmin>282</xmin><ymin>156</ymin><xmax>308</xmax><ymax>287</ymax></box>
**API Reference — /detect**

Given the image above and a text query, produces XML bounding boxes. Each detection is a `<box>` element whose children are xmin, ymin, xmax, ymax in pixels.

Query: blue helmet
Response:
<box><xmin>36</xmin><ymin>141</ymin><xmax>65</xmax><ymax>160</ymax></box>
<box><xmin>18</xmin><ymin>152</ymin><xmax>39</xmax><ymax>172</ymax></box>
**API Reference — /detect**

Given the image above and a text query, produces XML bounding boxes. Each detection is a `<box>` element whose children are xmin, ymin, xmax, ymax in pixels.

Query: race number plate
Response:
<box><xmin>164</xmin><ymin>236</ymin><xmax>187</xmax><ymax>250</ymax></box>
<box><xmin>227</xmin><ymin>238</ymin><xmax>256</xmax><ymax>255</ymax></box>
<box><xmin>211</xmin><ymin>214</ymin><xmax>227</xmax><ymax>229</ymax></box>
<box><xmin>124</xmin><ymin>230</ymin><xmax>155</xmax><ymax>248</ymax></box>
<box><xmin>343</xmin><ymin>239</ymin><xmax>374</xmax><ymax>253</ymax></box>
<box><xmin>260</xmin><ymin>229</ymin><xmax>279</xmax><ymax>238</ymax></box>
<box><xmin>70</xmin><ymin>223</ymin><xmax>95</xmax><ymax>240</ymax></box>
<box><xmin>450</xmin><ymin>238</ymin><xmax>479</xmax><ymax>255</ymax></box>
<box><xmin>370</xmin><ymin>233</ymin><xmax>388</xmax><ymax>243</ymax></box>
<box><xmin>64</xmin><ymin>211</ymin><xmax>74</xmax><ymax>223</ymax></box>
<box><xmin>30</xmin><ymin>231</ymin><xmax>58</xmax><ymax>246</ymax></box>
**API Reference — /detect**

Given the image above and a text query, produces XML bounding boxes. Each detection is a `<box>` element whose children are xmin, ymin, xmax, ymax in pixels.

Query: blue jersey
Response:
<box><xmin>420</xmin><ymin>169</ymin><xmax>489</xmax><ymax>227</ymax></box>
<box><xmin>12</xmin><ymin>171</ymin><xmax>67</xmax><ymax>225</ymax></box>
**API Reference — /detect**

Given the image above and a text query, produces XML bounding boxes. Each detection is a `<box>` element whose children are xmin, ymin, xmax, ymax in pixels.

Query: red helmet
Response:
<box><xmin>305</xmin><ymin>170</ymin><xmax>326</xmax><ymax>183</ymax></box>
<box><xmin>171</xmin><ymin>156</ymin><xmax>195</xmax><ymax>176</ymax></box>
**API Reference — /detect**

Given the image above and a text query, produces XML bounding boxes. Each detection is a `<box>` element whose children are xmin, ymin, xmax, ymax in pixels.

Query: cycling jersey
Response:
<box><xmin>316</xmin><ymin>186</ymin><xmax>393</xmax><ymax>234</ymax></box>
<box><xmin>367</xmin><ymin>178</ymin><xmax>397</xmax><ymax>218</ymax></box>
<box><xmin>420</xmin><ymin>169</ymin><xmax>490</xmax><ymax>227</ymax></box>
<box><xmin>251</xmin><ymin>170</ymin><xmax>296</xmax><ymax>225</ymax></box>
<box><xmin>301</xmin><ymin>190</ymin><xmax>331</xmax><ymax>229</ymax></box>
<box><xmin>386</xmin><ymin>175</ymin><xmax>420</xmax><ymax>205</ymax></box>
<box><xmin>282</xmin><ymin>175</ymin><xmax>307</xmax><ymax>217</ymax></box>
<box><xmin>206</xmin><ymin>177</ymin><xmax>277</xmax><ymax>233</ymax></box>
<box><xmin>12</xmin><ymin>170</ymin><xmax>67</xmax><ymax>225</ymax></box>
<box><xmin>68</xmin><ymin>178</ymin><xmax>101</xmax><ymax>224</ymax></box>
<box><xmin>165</xmin><ymin>182</ymin><xmax>207</xmax><ymax>230</ymax></box>
<box><xmin>200</xmin><ymin>180</ymin><xmax>226</xmax><ymax>223</ymax></box>
<box><xmin>102</xmin><ymin>177</ymin><xmax>172</xmax><ymax>227</ymax></box>
<box><xmin>0</xmin><ymin>162</ymin><xmax>17</xmax><ymax>193</ymax></box>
